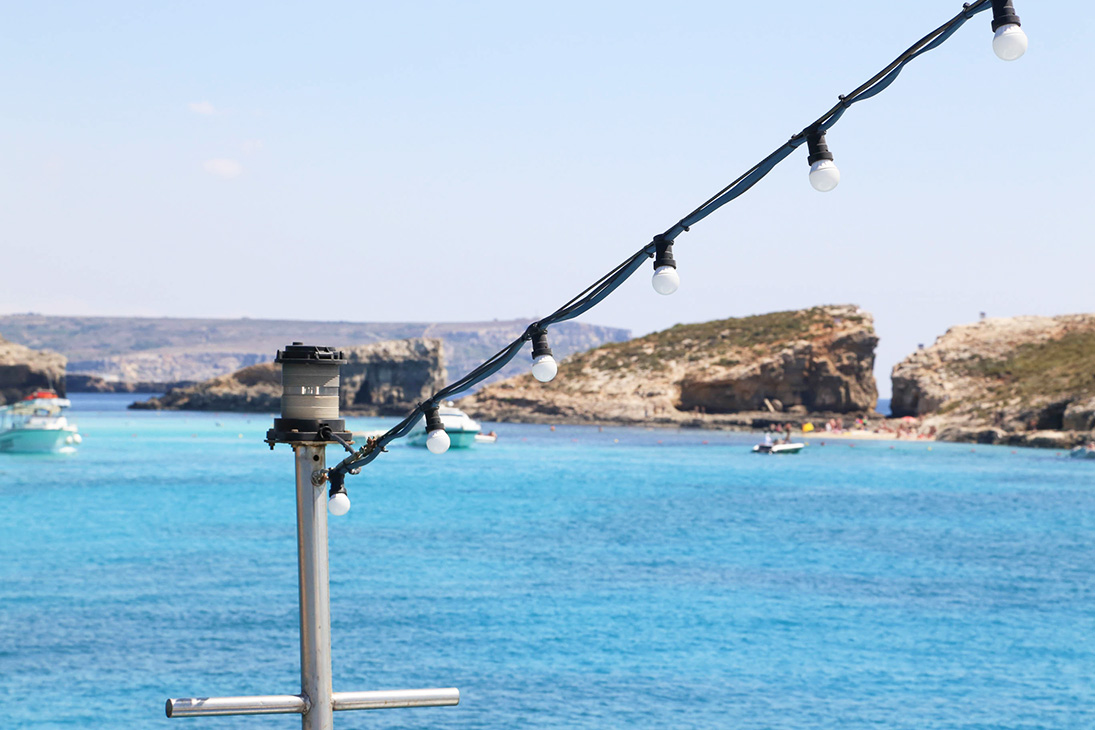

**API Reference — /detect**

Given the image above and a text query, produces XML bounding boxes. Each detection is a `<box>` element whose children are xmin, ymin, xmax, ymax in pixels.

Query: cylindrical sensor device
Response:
<box><xmin>277</xmin><ymin>342</ymin><xmax>345</xmax><ymax>421</ymax></box>
<box><xmin>265</xmin><ymin>343</ymin><xmax>352</xmax><ymax>445</ymax></box>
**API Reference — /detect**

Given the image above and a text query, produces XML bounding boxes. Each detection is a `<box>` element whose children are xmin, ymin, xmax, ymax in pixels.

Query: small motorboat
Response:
<box><xmin>0</xmin><ymin>390</ymin><xmax>82</xmax><ymax>453</ymax></box>
<box><xmin>1070</xmin><ymin>445</ymin><xmax>1095</xmax><ymax>459</ymax></box>
<box><xmin>407</xmin><ymin>404</ymin><xmax>482</xmax><ymax>448</ymax></box>
<box><xmin>474</xmin><ymin>431</ymin><xmax>498</xmax><ymax>444</ymax></box>
<box><xmin>752</xmin><ymin>442</ymin><xmax>806</xmax><ymax>455</ymax></box>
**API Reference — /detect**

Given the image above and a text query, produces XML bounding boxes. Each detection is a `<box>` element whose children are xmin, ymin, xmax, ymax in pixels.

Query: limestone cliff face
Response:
<box><xmin>131</xmin><ymin>338</ymin><xmax>445</xmax><ymax>414</ymax></box>
<box><xmin>459</xmin><ymin>305</ymin><xmax>877</xmax><ymax>425</ymax></box>
<box><xmin>339</xmin><ymin>338</ymin><xmax>446</xmax><ymax>414</ymax></box>
<box><xmin>0</xmin><ymin>335</ymin><xmax>67</xmax><ymax>405</ymax></box>
<box><xmin>891</xmin><ymin>314</ymin><xmax>1095</xmax><ymax>446</ymax></box>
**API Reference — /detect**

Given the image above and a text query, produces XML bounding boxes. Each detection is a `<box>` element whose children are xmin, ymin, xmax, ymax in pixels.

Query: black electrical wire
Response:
<box><xmin>330</xmin><ymin>0</ymin><xmax>994</xmax><ymax>479</ymax></box>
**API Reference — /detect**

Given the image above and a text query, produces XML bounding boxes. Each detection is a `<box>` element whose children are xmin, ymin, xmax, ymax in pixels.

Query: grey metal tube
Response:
<box><xmin>296</xmin><ymin>444</ymin><xmax>333</xmax><ymax>730</ymax></box>
<box><xmin>166</xmin><ymin>695</ymin><xmax>306</xmax><ymax>717</ymax></box>
<box><xmin>282</xmin><ymin>363</ymin><xmax>341</xmax><ymax>421</ymax></box>
<box><xmin>332</xmin><ymin>688</ymin><xmax>460</xmax><ymax>711</ymax></box>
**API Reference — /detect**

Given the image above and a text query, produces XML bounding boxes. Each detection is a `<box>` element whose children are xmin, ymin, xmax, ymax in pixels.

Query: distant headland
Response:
<box><xmin>0</xmin><ymin>313</ymin><xmax>629</xmax><ymax>392</ymax></box>
<box><xmin>5</xmin><ymin>308</ymin><xmax>1095</xmax><ymax>449</ymax></box>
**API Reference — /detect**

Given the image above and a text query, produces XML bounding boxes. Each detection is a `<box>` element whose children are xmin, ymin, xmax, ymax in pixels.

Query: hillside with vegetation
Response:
<box><xmin>459</xmin><ymin>305</ymin><xmax>878</xmax><ymax>427</ymax></box>
<box><xmin>892</xmin><ymin>314</ymin><xmax>1095</xmax><ymax>447</ymax></box>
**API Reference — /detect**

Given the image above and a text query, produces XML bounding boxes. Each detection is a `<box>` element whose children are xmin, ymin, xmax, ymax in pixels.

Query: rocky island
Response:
<box><xmin>892</xmin><ymin>314</ymin><xmax>1095</xmax><ymax>447</ymax></box>
<box><xmin>0</xmin><ymin>334</ymin><xmax>66</xmax><ymax>405</ymax></box>
<box><xmin>458</xmin><ymin>305</ymin><xmax>879</xmax><ymax>427</ymax></box>
<box><xmin>132</xmin><ymin>338</ymin><xmax>446</xmax><ymax>415</ymax></box>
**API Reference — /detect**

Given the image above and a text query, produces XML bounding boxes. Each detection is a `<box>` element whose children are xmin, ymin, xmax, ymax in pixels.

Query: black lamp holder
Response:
<box><xmin>531</xmin><ymin>329</ymin><xmax>553</xmax><ymax>359</ymax></box>
<box><xmin>806</xmin><ymin>129</ymin><xmax>834</xmax><ymax>166</ymax></box>
<box><xmin>991</xmin><ymin>0</ymin><xmax>1020</xmax><ymax>31</ymax></box>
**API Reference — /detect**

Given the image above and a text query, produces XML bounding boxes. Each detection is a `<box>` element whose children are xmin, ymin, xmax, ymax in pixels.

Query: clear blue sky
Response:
<box><xmin>1</xmin><ymin>1</ymin><xmax>1090</xmax><ymax>396</ymax></box>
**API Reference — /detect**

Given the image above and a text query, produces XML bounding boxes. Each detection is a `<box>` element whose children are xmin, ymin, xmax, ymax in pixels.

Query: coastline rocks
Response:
<box><xmin>0</xmin><ymin>334</ymin><xmax>67</xmax><ymax>405</ymax></box>
<box><xmin>459</xmin><ymin>305</ymin><xmax>878</xmax><ymax>425</ymax></box>
<box><xmin>131</xmin><ymin>338</ymin><xmax>445</xmax><ymax>414</ymax></box>
<box><xmin>892</xmin><ymin>314</ymin><xmax>1095</xmax><ymax>446</ymax></box>
<box><xmin>130</xmin><ymin>363</ymin><xmax>281</xmax><ymax>412</ymax></box>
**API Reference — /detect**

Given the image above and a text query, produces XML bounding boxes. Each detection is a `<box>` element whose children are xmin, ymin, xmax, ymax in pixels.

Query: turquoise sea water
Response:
<box><xmin>2</xmin><ymin>394</ymin><xmax>1093</xmax><ymax>729</ymax></box>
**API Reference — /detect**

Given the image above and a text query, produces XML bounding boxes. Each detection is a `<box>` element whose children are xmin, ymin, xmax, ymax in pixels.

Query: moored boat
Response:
<box><xmin>0</xmin><ymin>390</ymin><xmax>82</xmax><ymax>453</ymax></box>
<box><xmin>752</xmin><ymin>442</ymin><xmax>806</xmax><ymax>455</ymax></box>
<box><xmin>407</xmin><ymin>404</ymin><xmax>482</xmax><ymax>448</ymax></box>
<box><xmin>474</xmin><ymin>431</ymin><xmax>498</xmax><ymax>444</ymax></box>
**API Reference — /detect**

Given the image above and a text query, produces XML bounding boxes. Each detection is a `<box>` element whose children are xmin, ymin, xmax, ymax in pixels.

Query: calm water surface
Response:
<box><xmin>1</xmin><ymin>394</ymin><xmax>1092</xmax><ymax>729</ymax></box>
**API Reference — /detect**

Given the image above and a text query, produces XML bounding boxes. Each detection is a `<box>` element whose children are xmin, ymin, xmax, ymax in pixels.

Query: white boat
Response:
<box><xmin>752</xmin><ymin>442</ymin><xmax>806</xmax><ymax>455</ymax></box>
<box><xmin>474</xmin><ymin>431</ymin><xmax>498</xmax><ymax>444</ymax></box>
<box><xmin>1070</xmin><ymin>445</ymin><xmax>1095</xmax><ymax>459</ymax></box>
<box><xmin>407</xmin><ymin>404</ymin><xmax>482</xmax><ymax>448</ymax></box>
<box><xmin>0</xmin><ymin>391</ymin><xmax>82</xmax><ymax>453</ymax></box>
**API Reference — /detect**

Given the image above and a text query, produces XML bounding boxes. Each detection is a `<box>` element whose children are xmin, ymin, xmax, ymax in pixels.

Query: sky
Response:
<box><xmin>1</xmin><ymin>1</ymin><xmax>1091</xmax><ymax>397</ymax></box>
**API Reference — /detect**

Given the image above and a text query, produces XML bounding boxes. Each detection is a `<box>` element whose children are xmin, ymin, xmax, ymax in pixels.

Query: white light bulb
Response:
<box><xmin>328</xmin><ymin>491</ymin><xmax>351</xmax><ymax>516</ymax></box>
<box><xmin>992</xmin><ymin>23</ymin><xmax>1027</xmax><ymax>61</ymax></box>
<box><xmin>426</xmin><ymin>428</ymin><xmax>450</xmax><ymax>454</ymax></box>
<box><xmin>808</xmin><ymin>159</ymin><xmax>840</xmax><ymax>192</ymax></box>
<box><xmin>651</xmin><ymin>266</ymin><xmax>680</xmax><ymax>295</ymax></box>
<box><xmin>531</xmin><ymin>354</ymin><xmax>558</xmax><ymax>383</ymax></box>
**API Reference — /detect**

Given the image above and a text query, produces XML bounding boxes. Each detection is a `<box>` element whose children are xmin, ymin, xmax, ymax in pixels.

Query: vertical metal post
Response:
<box><xmin>166</xmin><ymin>343</ymin><xmax>458</xmax><ymax>724</ymax></box>
<box><xmin>296</xmin><ymin>443</ymin><xmax>333</xmax><ymax>730</ymax></box>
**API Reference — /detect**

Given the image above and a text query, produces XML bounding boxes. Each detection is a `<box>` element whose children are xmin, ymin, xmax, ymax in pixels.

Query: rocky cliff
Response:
<box><xmin>131</xmin><ymin>338</ymin><xmax>446</xmax><ymax>414</ymax></box>
<box><xmin>891</xmin><ymin>314</ymin><xmax>1095</xmax><ymax>447</ymax></box>
<box><xmin>0</xmin><ymin>335</ymin><xmax>67</xmax><ymax>405</ymax></box>
<box><xmin>339</xmin><ymin>338</ymin><xmax>446</xmax><ymax>414</ymax></box>
<box><xmin>459</xmin><ymin>305</ymin><xmax>878</xmax><ymax>426</ymax></box>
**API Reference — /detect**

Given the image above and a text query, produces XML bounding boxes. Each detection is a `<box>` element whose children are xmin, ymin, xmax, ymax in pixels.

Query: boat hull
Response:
<box><xmin>0</xmin><ymin>426</ymin><xmax>80</xmax><ymax>453</ymax></box>
<box><xmin>752</xmin><ymin>443</ymin><xmax>806</xmax><ymax>455</ymax></box>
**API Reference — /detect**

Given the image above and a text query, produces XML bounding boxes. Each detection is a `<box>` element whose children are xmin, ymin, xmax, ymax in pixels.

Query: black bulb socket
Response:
<box><xmin>531</xmin><ymin>329</ymin><xmax>553</xmax><ymax>359</ymax></box>
<box><xmin>991</xmin><ymin>0</ymin><xmax>1020</xmax><ymax>31</ymax></box>
<box><xmin>653</xmin><ymin>237</ymin><xmax>677</xmax><ymax>270</ymax></box>
<box><xmin>328</xmin><ymin>470</ymin><xmax>347</xmax><ymax>501</ymax></box>
<box><xmin>806</xmin><ymin>130</ymin><xmax>834</xmax><ymax>166</ymax></box>
<box><xmin>425</xmin><ymin>406</ymin><xmax>445</xmax><ymax>434</ymax></box>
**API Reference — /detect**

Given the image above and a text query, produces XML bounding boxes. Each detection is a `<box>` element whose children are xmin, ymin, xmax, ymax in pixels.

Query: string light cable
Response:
<box><xmin>324</xmin><ymin>0</ymin><xmax>1027</xmax><ymax>507</ymax></box>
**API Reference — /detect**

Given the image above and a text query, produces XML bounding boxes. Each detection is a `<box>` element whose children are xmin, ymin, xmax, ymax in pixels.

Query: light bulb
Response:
<box><xmin>808</xmin><ymin>159</ymin><xmax>840</xmax><ymax>192</ymax></box>
<box><xmin>992</xmin><ymin>23</ymin><xmax>1027</xmax><ymax>61</ymax></box>
<box><xmin>651</xmin><ymin>266</ymin><xmax>680</xmax><ymax>295</ymax></box>
<box><xmin>426</xmin><ymin>428</ymin><xmax>450</xmax><ymax>454</ymax></box>
<box><xmin>531</xmin><ymin>354</ymin><xmax>558</xmax><ymax>383</ymax></box>
<box><xmin>328</xmin><ymin>491</ymin><xmax>351</xmax><ymax>516</ymax></box>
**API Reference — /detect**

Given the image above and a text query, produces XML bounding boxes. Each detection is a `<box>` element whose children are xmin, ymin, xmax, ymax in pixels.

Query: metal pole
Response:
<box><xmin>296</xmin><ymin>443</ymin><xmax>333</xmax><ymax>730</ymax></box>
<box><xmin>166</xmin><ymin>695</ymin><xmax>307</xmax><ymax>718</ymax></box>
<box><xmin>167</xmin><ymin>344</ymin><xmax>459</xmax><ymax>725</ymax></box>
<box><xmin>332</xmin><ymin>688</ymin><xmax>460</xmax><ymax>711</ymax></box>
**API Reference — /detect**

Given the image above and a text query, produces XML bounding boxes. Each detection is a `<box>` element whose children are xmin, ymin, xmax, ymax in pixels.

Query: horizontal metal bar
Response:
<box><xmin>166</xmin><ymin>688</ymin><xmax>459</xmax><ymax>718</ymax></box>
<box><xmin>166</xmin><ymin>694</ymin><xmax>306</xmax><ymax>718</ymax></box>
<box><xmin>333</xmin><ymin>687</ymin><xmax>460</xmax><ymax>711</ymax></box>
